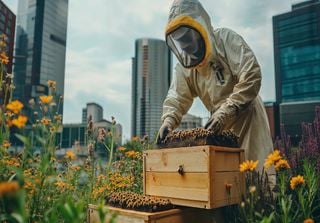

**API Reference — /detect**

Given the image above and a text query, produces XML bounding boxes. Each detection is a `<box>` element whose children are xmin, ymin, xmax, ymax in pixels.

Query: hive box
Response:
<box><xmin>87</xmin><ymin>204</ymin><xmax>222</xmax><ymax>223</ymax></box>
<box><xmin>143</xmin><ymin>146</ymin><xmax>245</xmax><ymax>209</ymax></box>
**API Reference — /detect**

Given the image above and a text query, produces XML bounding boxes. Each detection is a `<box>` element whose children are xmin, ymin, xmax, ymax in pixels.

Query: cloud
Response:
<box><xmin>63</xmin><ymin>48</ymin><xmax>131</xmax><ymax>138</ymax></box>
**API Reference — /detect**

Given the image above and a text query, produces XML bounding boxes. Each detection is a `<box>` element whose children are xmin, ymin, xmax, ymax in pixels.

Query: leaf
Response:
<box><xmin>10</xmin><ymin>213</ymin><xmax>25</xmax><ymax>223</ymax></box>
<box><xmin>14</xmin><ymin>134</ymin><xmax>30</xmax><ymax>146</ymax></box>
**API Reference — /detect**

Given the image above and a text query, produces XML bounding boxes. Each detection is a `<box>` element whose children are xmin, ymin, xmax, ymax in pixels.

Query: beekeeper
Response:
<box><xmin>158</xmin><ymin>0</ymin><xmax>274</xmax><ymax>172</ymax></box>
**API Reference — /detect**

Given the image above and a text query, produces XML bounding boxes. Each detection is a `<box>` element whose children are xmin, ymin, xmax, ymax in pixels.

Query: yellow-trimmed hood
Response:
<box><xmin>165</xmin><ymin>0</ymin><xmax>214</xmax><ymax>69</ymax></box>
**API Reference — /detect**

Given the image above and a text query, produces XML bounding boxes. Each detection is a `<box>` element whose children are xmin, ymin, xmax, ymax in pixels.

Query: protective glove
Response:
<box><xmin>156</xmin><ymin>120</ymin><xmax>173</xmax><ymax>144</ymax></box>
<box><xmin>204</xmin><ymin>111</ymin><xmax>226</xmax><ymax>134</ymax></box>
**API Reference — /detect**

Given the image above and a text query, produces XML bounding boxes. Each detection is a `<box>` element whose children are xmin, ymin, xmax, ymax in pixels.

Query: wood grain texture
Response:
<box><xmin>143</xmin><ymin>146</ymin><xmax>245</xmax><ymax>209</ymax></box>
<box><xmin>87</xmin><ymin>205</ymin><xmax>219</xmax><ymax>223</ymax></box>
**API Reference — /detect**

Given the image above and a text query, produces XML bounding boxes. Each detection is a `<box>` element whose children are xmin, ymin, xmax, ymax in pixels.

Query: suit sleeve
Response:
<box><xmin>161</xmin><ymin>63</ymin><xmax>194</xmax><ymax>129</ymax></box>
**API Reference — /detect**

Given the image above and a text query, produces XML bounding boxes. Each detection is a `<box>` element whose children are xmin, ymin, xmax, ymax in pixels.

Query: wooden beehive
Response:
<box><xmin>143</xmin><ymin>146</ymin><xmax>245</xmax><ymax>209</ymax></box>
<box><xmin>87</xmin><ymin>204</ymin><xmax>221</xmax><ymax>223</ymax></box>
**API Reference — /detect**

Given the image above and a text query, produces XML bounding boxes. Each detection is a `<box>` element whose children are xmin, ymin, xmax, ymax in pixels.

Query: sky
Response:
<box><xmin>4</xmin><ymin>0</ymin><xmax>299</xmax><ymax>141</ymax></box>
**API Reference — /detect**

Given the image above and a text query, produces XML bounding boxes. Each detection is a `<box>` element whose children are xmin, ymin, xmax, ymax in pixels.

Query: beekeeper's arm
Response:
<box><xmin>205</xmin><ymin>29</ymin><xmax>261</xmax><ymax>133</ymax></box>
<box><xmin>158</xmin><ymin>64</ymin><xmax>195</xmax><ymax>140</ymax></box>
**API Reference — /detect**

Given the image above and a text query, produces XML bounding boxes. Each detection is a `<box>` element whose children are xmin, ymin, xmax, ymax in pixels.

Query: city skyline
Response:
<box><xmin>3</xmin><ymin>0</ymin><xmax>297</xmax><ymax>140</ymax></box>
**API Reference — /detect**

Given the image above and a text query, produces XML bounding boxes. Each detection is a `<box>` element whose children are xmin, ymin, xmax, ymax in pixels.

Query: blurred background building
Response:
<box><xmin>176</xmin><ymin>113</ymin><xmax>202</xmax><ymax>131</ymax></box>
<box><xmin>59</xmin><ymin>102</ymin><xmax>122</xmax><ymax>151</ymax></box>
<box><xmin>0</xmin><ymin>0</ymin><xmax>16</xmax><ymax>74</ymax></box>
<box><xmin>131</xmin><ymin>38</ymin><xmax>172</xmax><ymax>140</ymax></box>
<box><xmin>13</xmin><ymin>0</ymin><xmax>69</xmax><ymax>115</ymax></box>
<box><xmin>273</xmin><ymin>0</ymin><xmax>320</xmax><ymax>140</ymax></box>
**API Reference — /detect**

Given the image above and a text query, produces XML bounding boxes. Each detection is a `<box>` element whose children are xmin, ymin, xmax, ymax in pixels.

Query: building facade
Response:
<box><xmin>85</xmin><ymin>102</ymin><xmax>103</xmax><ymax>123</ymax></box>
<box><xmin>176</xmin><ymin>113</ymin><xmax>202</xmax><ymax>131</ymax></box>
<box><xmin>13</xmin><ymin>0</ymin><xmax>68</xmax><ymax>115</ymax></box>
<box><xmin>131</xmin><ymin>38</ymin><xmax>172</xmax><ymax>140</ymax></box>
<box><xmin>59</xmin><ymin>102</ymin><xmax>122</xmax><ymax>149</ymax></box>
<box><xmin>0</xmin><ymin>0</ymin><xmax>16</xmax><ymax>73</ymax></box>
<box><xmin>273</xmin><ymin>0</ymin><xmax>320</xmax><ymax>137</ymax></box>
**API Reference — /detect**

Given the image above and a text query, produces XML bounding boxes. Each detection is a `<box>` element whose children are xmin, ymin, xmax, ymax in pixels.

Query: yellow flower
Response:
<box><xmin>12</xmin><ymin>115</ymin><xmax>28</xmax><ymax>128</ymax></box>
<box><xmin>0</xmin><ymin>39</ymin><xmax>6</xmax><ymax>48</ymax></box>
<box><xmin>47</xmin><ymin>80</ymin><xmax>56</xmax><ymax>87</ymax></box>
<box><xmin>65</xmin><ymin>151</ymin><xmax>76</xmax><ymax>160</ymax></box>
<box><xmin>70</xmin><ymin>165</ymin><xmax>81</xmax><ymax>171</ymax></box>
<box><xmin>264</xmin><ymin>150</ymin><xmax>282</xmax><ymax>168</ymax></box>
<box><xmin>0</xmin><ymin>181</ymin><xmax>20</xmax><ymax>197</ymax></box>
<box><xmin>304</xmin><ymin>218</ymin><xmax>314</xmax><ymax>223</ymax></box>
<box><xmin>131</xmin><ymin>136</ymin><xmax>140</xmax><ymax>142</ymax></box>
<box><xmin>249</xmin><ymin>186</ymin><xmax>256</xmax><ymax>194</ymax></box>
<box><xmin>54</xmin><ymin>181</ymin><xmax>73</xmax><ymax>191</ymax></box>
<box><xmin>54</xmin><ymin>114</ymin><xmax>62</xmax><ymax>121</ymax></box>
<box><xmin>6</xmin><ymin>100</ymin><xmax>24</xmax><ymax>114</ymax></box>
<box><xmin>0</xmin><ymin>52</ymin><xmax>9</xmax><ymax>64</ymax></box>
<box><xmin>40</xmin><ymin>117</ymin><xmax>51</xmax><ymax>125</ymax></box>
<box><xmin>118</xmin><ymin>146</ymin><xmax>126</xmax><ymax>152</ymax></box>
<box><xmin>125</xmin><ymin>150</ymin><xmax>140</xmax><ymax>158</ymax></box>
<box><xmin>24</xmin><ymin>181</ymin><xmax>35</xmax><ymax>192</ymax></box>
<box><xmin>2</xmin><ymin>140</ymin><xmax>11</xmax><ymax>148</ymax></box>
<box><xmin>39</xmin><ymin>95</ymin><xmax>53</xmax><ymax>104</ymax></box>
<box><xmin>239</xmin><ymin>160</ymin><xmax>259</xmax><ymax>172</ymax></box>
<box><xmin>290</xmin><ymin>175</ymin><xmax>305</xmax><ymax>190</ymax></box>
<box><xmin>275</xmin><ymin>159</ymin><xmax>290</xmax><ymax>171</ymax></box>
<box><xmin>1</xmin><ymin>157</ymin><xmax>20</xmax><ymax>167</ymax></box>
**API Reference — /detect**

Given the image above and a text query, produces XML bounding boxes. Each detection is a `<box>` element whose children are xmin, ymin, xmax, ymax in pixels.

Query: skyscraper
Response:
<box><xmin>13</xmin><ymin>0</ymin><xmax>68</xmax><ymax>115</ymax></box>
<box><xmin>0</xmin><ymin>0</ymin><xmax>16</xmax><ymax>74</ymax></box>
<box><xmin>273</xmin><ymin>0</ymin><xmax>320</xmax><ymax>137</ymax></box>
<box><xmin>131</xmin><ymin>38</ymin><xmax>172</xmax><ymax>139</ymax></box>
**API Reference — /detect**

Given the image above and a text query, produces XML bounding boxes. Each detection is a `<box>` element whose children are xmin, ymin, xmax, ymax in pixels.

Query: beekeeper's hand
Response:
<box><xmin>156</xmin><ymin>120</ymin><xmax>173</xmax><ymax>144</ymax></box>
<box><xmin>204</xmin><ymin>112</ymin><xmax>226</xmax><ymax>134</ymax></box>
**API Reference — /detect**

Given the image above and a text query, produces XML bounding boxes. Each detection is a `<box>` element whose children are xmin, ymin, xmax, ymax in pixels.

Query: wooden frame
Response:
<box><xmin>87</xmin><ymin>204</ymin><xmax>223</xmax><ymax>223</ymax></box>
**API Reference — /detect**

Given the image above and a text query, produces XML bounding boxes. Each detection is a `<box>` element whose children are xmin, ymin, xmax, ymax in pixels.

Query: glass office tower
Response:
<box><xmin>273</xmin><ymin>0</ymin><xmax>320</xmax><ymax>103</ymax></box>
<box><xmin>131</xmin><ymin>38</ymin><xmax>172</xmax><ymax>140</ymax></box>
<box><xmin>273</xmin><ymin>0</ymin><xmax>320</xmax><ymax>138</ymax></box>
<box><xmin>13</xmin><ymin>0</ymin><xmax>68</xmax><ymax>115</ymax></box>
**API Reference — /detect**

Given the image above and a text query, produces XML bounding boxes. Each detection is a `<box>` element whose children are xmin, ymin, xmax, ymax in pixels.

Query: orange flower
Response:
<box><xmin>304</xmin><ymin>218</ymin><xmax>314</xmax><ymax>223</ymax></box>
<box><xmin>40</xmin><ymin>117</ymin><xmax>51</xmax><ymax>125</ymax></box>
<box><xmin>264</xmin><ymin>150</ymin><xmax>282</xmax><ymax>168</ymax></box>
<box><xmin>275</xmin><ymin>159</ymin><xmax>290</xmax><ymax>171</ymax></box>
<box><xmin>39</xmin><ymin>95</ymin><xmax>53</xmax><ymax>104</ymax></box>
<box><xmin>0</xmin><ymin>181</ymin><xmax>20</xmax><ymax>197</ymax></box>
<box><xmin>64</xmin><ymin>151</ymin><xmax>76</xmax><ymax>160</ymax></box>
<box><xmin>118</xmin><ymin>146</ymin><xmax>126</xmax><ymax>152</ymax></box>
<box><xmin>47</xmin><ymin>80</ymin><xmax>56</xmax><ymax>87</ymax></box>
<box><xmin>125</xmin><ymin>150</ymin><xmax>139</xmax><ymax>158</ymax></box>
<box><xmin>12</xmin><ymin>115</ymin><xmax>28</xmax><ymax>128</ymax></box>
<box><xmin>2</xmin><ymin>140</ymin><xmax>11</xmax><ymax>148</ymax></box>
<box><xmin>0</xmin><ymin>52</ymin><xmax>9</xmax><ymax>64</ymax></box>
<box><xmin>6</xmin><ymin>100</ymin><xmax>24</xmax><ymax>114</ymax></box>
<box><xmin>54</xmin><ymin>181</ymin><xmax>73</xmax><ymax>191</ymax></box>
<box><xmin>290</xmin><ymin>175</ymin><xmax>305</xmax><ymax>190</ymax></box>
<box><xmin>131</xmin><ymin>136</ymin><xmax>140</xmax><ymax>142</ymax></box>
<box><xmin>239</xmin><ymin>160</ymin><xmax>259</xmax><ymax>172</ymax></box>
<box><xmin>70</xmin><ymin>165</ymin><xmax>81</xmax><ymax>171</ymax></box>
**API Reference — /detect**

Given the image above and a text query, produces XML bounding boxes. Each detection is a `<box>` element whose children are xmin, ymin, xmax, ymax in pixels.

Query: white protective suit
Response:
<box><xmin>161</xmin><ymin>0</ymin><xmax>274</xmax><ymax>172</ymax></box>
